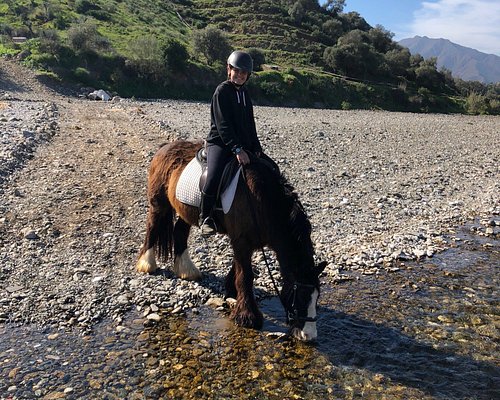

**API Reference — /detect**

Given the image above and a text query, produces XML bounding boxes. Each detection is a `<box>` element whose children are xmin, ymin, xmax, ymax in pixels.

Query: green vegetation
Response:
<box><xmin>0</xmin><ymin>0</ymin><xmax>498</xmax><ymax>114</ymax></box>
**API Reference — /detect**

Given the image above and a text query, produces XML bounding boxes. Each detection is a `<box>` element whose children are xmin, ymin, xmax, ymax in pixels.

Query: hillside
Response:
<box><xmin>1</xmin><ymin>1</ymin><xmax>499</xmax><ymax>114</ymax></box>
<box><xmin>399</xmin><ymin>36</ymin><xmax>500</xmax><ymax>84</ymax></box>
<box><xmin>0</xmin><ymin>0</ymin><xmax>330</xmax><ymax>66</ymax></box>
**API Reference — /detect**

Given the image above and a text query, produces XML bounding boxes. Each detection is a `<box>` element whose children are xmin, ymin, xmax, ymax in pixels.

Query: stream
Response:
<box><xmin>1</xmin><ymin>224</ymin><xmax>498</xmax><ymax>400</ymax></box>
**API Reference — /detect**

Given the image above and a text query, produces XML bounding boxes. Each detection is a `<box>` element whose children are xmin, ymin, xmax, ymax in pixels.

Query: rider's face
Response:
<box><xmin>227</xmin><ymin>65</ymin><xmax>249</xmax><ymax>86</ymax></box>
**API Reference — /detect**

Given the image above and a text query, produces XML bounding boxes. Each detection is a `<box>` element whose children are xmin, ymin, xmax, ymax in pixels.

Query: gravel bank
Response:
<box><xmin>0</xmin><ymin>59</ymin><xmax>499</xmax><ymax>333</ymax></box>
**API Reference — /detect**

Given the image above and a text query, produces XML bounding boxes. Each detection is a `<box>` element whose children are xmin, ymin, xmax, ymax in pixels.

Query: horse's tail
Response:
<box><xmin>155</xmin><ymin>197</ymin><xmax>175</xmax><ymax>262</ymax></box>
<box><xmin>145</xmin><ymin>146</ymin><xmax>177</xmax><ymax>263</ymax></box>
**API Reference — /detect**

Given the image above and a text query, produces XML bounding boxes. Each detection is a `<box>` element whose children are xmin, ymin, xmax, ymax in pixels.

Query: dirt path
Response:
<box><xmin>1</xmin><ymin>59</ymin><xmax>186</xmax><ymax>329</ymax></box>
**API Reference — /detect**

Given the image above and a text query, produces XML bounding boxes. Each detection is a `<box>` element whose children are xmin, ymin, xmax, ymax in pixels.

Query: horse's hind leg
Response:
<box><xmin>136</xmin><ymin>189</ymin><xmax>174</xmax><ymax>273</ymax></box>
<box><xmin>172</xmin><ymin>218</ymin><xmax>201</xmax><ymax>281</ymax></box>
<box><xmin>136</xmin><ymin>207</ymin><xmax>164</xmax><ymax>273</ymax></box>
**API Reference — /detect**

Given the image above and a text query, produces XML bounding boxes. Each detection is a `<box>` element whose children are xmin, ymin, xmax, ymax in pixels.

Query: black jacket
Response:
<box><xmin>206</xmin><ymin>81</ymin><xmax>262</xmax><ymax>153</ymax></box>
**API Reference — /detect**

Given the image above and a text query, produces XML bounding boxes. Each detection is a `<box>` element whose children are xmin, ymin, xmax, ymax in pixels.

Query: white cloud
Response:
<box><xmin>410</xmin><ymin>0</ymin><xmax>500</xmax><ymax>55</ymax></box>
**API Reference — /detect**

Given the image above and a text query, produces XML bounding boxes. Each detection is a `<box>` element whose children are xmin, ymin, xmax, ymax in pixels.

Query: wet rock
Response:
<box><xmin>146</xmin><ymin>313</ymin><xmax>161</xmax><ymax>321</ymax></box>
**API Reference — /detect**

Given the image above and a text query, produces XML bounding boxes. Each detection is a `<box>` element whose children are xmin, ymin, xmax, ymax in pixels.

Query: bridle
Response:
<box><xmin>240</xmin><ymin>164</ymin><xmax>318</xmax><ymax>325</ymax></box>
<box><xmin>284</xmin><ymin>282</ymin><xmax>319</xmax><ymax>324</ymax></box>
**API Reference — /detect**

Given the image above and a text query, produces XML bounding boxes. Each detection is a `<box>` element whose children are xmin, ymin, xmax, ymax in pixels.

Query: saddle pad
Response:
<box><xmin>221</xmin><ymin>168</ymin><xmax>241</xmax><ymax>214</ymax></box>
<box><xmin>175</xmin><ymin>157</ymin><xmax>241</xmax><ymax>214</ymax></box>
<box><xmin>176</xmin><ymin>157</ymin><xmax>202</xmax><ymax>208</ymax></box>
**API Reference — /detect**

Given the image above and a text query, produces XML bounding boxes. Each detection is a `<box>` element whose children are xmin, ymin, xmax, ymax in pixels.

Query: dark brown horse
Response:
<box><xmin>136</xmin><ymin>140</ymin><xmax>326</xmax><ymax>341</ymax></box>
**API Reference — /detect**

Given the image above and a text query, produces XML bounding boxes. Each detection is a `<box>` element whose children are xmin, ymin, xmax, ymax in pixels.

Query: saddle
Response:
<box><xmin>175</xmin><ymin>148</ymin><xmax>280</xmax><ymax>214</ymax></box>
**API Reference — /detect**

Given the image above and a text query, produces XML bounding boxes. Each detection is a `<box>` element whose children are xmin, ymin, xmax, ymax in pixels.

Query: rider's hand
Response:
<box><xmin>236</xmin><ymin>149</ymin><xmax>250</xmax><ymax>165</ymax></box>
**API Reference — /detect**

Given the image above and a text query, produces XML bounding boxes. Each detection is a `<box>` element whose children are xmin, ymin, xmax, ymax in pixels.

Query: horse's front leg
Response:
<box><xmin>230</xmin><ymin>246</ymin><xmax>263</xmax><ymax>329</ymax></box>
<box><xmin>224</xmin><ymin>262</ymin><xmax>237</xmax><ymax>299</ymax></box>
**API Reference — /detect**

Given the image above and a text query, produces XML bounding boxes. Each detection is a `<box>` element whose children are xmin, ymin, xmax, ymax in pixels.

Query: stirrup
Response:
<box><xmin>200</xmin><ymin>217</ymin><xmax>216</xmax><ymax>236</ymax></box>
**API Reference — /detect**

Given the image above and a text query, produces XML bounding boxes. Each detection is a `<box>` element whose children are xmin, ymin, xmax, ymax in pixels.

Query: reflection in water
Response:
<box><xmin>0</xmin><ymin>229</ymin><xmax>498</xmax><ymax>399</ymax></box>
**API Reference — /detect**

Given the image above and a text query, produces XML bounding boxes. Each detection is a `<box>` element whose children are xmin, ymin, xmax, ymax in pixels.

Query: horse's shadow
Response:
<box><xmin>314</xmin><ymin>306</ymin><xmax>499</xmax><ymax>400</ymax></box>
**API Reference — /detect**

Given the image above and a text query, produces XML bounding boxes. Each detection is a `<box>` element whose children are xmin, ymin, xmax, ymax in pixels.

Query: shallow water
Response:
<box><xmin>1</xmin><ymin>227</ymin><xmax>498</xmax><ymax>399</ymax></box>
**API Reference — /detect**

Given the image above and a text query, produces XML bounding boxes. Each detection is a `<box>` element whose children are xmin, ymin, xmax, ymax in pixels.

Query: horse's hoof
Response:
<box><xmin>232</xmin><ymin>310</ymin><xmax>264</xmax><ymax>330</ymax></box>
<box><xmin>136</xmin><ymin>249</ymin><xmax>157</xmax><ymax>273</ymax></box>
<box><xmin>178</xmin><ymin>270</ymin><xmax>202</xmax><ymax>281</ymax></box>
<box><xmin>173</xmin><ymin>251</ymin><xmax>202</xmax><ymax>281</ymax></box>
<box><xmin>136</xmin><ymin>259</ymin><xmax>157</xmax><ymax>274</ymax></box>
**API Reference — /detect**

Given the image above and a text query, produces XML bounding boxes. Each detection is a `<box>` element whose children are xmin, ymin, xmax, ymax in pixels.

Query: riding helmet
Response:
<box><xmin>227</xmin><ymin>51</ymin><xmax>253</xmax><ymax>74</ymax></box>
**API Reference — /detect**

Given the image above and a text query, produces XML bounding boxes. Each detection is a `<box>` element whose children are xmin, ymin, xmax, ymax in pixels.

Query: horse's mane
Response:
<box><xmin>249</xmin><ymin>162</ymin><xmax>314</xmax><ymax>260</ymax></box>
<box><xmin>279</xmin><ymin>175</ymin><xmax>313</xmax><ymax>252</ymax></box>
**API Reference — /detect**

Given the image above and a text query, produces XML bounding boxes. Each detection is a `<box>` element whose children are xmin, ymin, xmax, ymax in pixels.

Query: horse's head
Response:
<box><xmin>280</xmin><ymin>261</ymin><xmax>327</xmax><ymax>342</ymax></box>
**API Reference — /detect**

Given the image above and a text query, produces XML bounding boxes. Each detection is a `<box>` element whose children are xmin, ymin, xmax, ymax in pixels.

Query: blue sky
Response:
<box><xmin>337</xmin><ymin>0</ymin><xmax>500</xmax><ymax>55</ymax></box>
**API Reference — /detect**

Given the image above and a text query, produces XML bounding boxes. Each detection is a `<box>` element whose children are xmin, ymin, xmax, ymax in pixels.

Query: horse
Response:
<box><xmin>136</xmin><ymin>139</ymin><xmax>327</xmax><ymax>341</ymax></box>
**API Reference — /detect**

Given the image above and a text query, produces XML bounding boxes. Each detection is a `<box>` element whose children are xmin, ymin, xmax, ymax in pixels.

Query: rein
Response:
<box><xmin>240</xmin><ymin>165</ymin><xmax>317</xmax><ymax>324</ymax></box>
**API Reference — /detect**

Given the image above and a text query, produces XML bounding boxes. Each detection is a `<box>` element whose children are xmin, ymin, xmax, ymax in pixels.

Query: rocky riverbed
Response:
<box><xmin>0</xmin><ymin>59</ymin><xmax>499</xmax><ymax>399</ymax></box>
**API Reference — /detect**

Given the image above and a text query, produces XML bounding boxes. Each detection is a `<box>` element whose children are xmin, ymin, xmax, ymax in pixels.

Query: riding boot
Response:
<box><xmin>199</xmin><ymin>193</ymin><xmax>217</xmax><ymax>236</ymax></box>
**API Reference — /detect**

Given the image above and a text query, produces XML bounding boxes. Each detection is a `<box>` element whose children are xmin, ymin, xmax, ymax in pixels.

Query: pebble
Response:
<box><xmin>146</xmin><ymin>313</ymin><xmax>161</xmax><ymax>321</ymax></box>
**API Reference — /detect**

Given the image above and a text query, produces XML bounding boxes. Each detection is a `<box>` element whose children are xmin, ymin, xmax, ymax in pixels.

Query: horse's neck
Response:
<box><xmin>273</xmin><ymin>233</ymin><xmax>313</xmax><ymax>282</ymax></box>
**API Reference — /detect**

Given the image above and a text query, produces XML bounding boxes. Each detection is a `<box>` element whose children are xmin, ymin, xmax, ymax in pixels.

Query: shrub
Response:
<box><xmin>465</xmin><ymin>92</ymin><xmax>488</xmax><ymax>115</ymax></box>
<box><xmin>73</xmin><ymin>67</ymin><xmax>94</xmax><ymax>85</ymax></box>
<box><xmin>39</xmin><ymin>30</ymin><xmax>62</xmax><ymax>54</ymax></box>
<box><xmin>260</xmin><ymin>80</ymin><xmax>286</xmax><ymax>100</ymax></box>
<box><xmin>488</xmin><ymin>99</ymin><xmax>500</xmax><ymax>115</ymax></box>
<box><xmin>341</xmin><ymin>100</ymin><xmax>351</xmax><ymax>110</ymax></box>
<box><xmin>247</xmin><ymin>48</ymin><xmax>265</xmax><ymax>71</ymax></box>
<box><xmin>30</xmin><ymin>52</ymin><xmax>58</xmax><ymax>67</ymax></box>
<box><xmin>67</xmin><ymin>22</ymin><xmax>110</xmax><ymax>54</ymax></box>
<box><xmin>0</xmin><ymin>23</ymin><xmax>13</xmax><ymax>36</ymax></box>
<box><xmin>163</xmin><ymin>39</ymin><xmax>189</xmax><ymax>73</ymax></box>
<box><xmin>127</xmin><ymin>36</ymin><xmax>165</xmax><ymax>80</ymax></box>
<box><xmin>192</xmin><ymin>27</ymin><xmax>232</xmax><ymax>64</ymax></box>
<box><xmin>75</xmin><ymin>0</ymin><xmax>100</xmax><ymax>14</ymax></box>
<box><xmin>88</xmin><ymin>10</ymin><xmax>111</xmax><ymax>21</ymax></box>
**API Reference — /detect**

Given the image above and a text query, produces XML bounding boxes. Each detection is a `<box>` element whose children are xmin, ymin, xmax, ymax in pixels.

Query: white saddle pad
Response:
<box><xmin>175</xmin><ymin>157</ymin><xmax>241</xmax><ymax>214</ymax></box>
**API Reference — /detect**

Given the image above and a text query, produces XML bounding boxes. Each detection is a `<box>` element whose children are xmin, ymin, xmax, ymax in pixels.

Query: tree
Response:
<box><xmin>324</xmin><ymin>30</ymin><xmax>380</xmax><ymax>78</ymax></box>
<box><xmin>192</xmin><ymin>27</ymin><xmax>232</xmax><ymax>64</ymax></box>
<box><xmin>163</xmin><ymin>39</ymin><xmax>189</xmax><ymax>73</ymax></box>
<box><xmin>384</xmin><ymin>47</ymin><xmax>411</xmax><ymax>77</ymax></box>
<box><xmin>341</xmin><ymin>11</ymin><xmax>371</xmax><ymax>32</ymax></box>
<box><xmin>322</xmin><ymin>0</ymin><xmax>346</xmax><ymax>14</ymax></box>
<box><xmin>288</xmin><ymin>1</ymin><xmax>305</xmax><ymax>24</ymax></box>
<box><xmin>414</xmin><ymin>58</ymin><xmax>444</xmax><ymax>90</ymax></box>
<box><xmin>322</xmin><ymin>19</ymin><xmax>343</xmax><ymax>41</ymax></box>
<box><xmin>367</xmin><ymin>25</ymin><xmax>394</xmax><ymax>53</ymax></box>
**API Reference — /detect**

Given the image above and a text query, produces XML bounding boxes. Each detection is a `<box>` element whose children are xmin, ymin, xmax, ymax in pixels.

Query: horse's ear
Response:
<box><xmin>316</xmin><ymin>261</ymin><xmax>327</xmax><ymax>276</ymax></box>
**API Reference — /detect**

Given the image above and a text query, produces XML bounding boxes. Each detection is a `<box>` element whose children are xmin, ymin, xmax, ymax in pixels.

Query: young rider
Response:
<box><xmin>200</xmin><ymin>50</ymin><xmax>262</xmax><ymax>236</ymax></box>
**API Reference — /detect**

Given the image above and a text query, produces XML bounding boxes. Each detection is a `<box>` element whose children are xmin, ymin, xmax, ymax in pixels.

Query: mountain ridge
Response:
<box><xmin>398</xmin><ymin>36</ymin><xmax>500</xmax><ymax>83</ymax></box>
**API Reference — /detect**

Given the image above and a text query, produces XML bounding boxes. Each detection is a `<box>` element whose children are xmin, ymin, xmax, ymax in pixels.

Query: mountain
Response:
<box><xmin>398</xmin><ymin>36</ymin><xmax>500</xmax><ymax>83</ymax></box>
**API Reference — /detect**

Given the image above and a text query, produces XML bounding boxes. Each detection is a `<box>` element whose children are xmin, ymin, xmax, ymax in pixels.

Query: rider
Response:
<box><xmin>200</xmin><ymin>50</ymin><xmax>263</xmax><ymax>236</ymax></box>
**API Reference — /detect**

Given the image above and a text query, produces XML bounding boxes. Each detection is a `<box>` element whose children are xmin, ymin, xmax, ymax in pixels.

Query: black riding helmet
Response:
<box><xmin>227</xmin><ymin>51</ymin><xmax>253</xmax><ymax>75</ymax></box>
